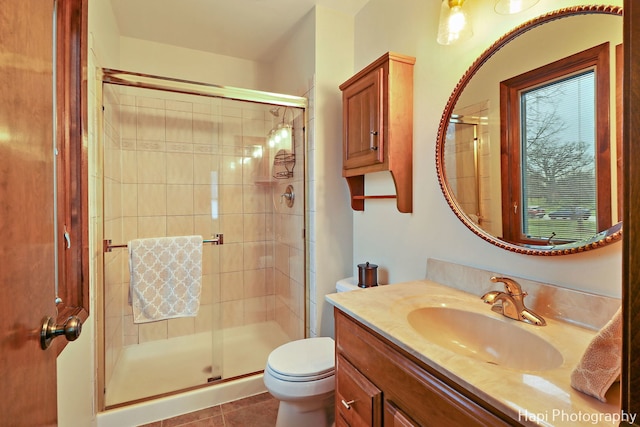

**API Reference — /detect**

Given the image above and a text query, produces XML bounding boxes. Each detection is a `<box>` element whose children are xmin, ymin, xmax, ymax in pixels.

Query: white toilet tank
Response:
<box><xmin>336</xmin><ymin>277</ymin><xmax>358</xmax><ymax>293</ymax></box>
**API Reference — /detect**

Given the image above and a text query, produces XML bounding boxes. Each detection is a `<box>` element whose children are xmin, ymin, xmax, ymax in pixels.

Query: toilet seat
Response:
<box><xmin>266</xmin><ymin>337</ymin><xmax>335</xmax><ymax>382</ymax></box>
<box><xmin>266</xmin><ymin>364</ymin><xmax>334</xmax><ymax>382</ymax></box>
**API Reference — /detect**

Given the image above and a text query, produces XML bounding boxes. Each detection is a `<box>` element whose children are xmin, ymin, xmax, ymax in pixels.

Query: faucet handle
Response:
<box><xmin>490</xmin><ymin>276</ymin><xmax>524</xmax><ymax>297</ymax></box>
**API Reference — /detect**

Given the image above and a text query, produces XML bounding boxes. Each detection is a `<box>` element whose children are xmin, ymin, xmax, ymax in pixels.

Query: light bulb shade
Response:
<box><xmin>494</xmin><ymin>0</ymin><xmax>539</xmax><ymax>15</ymax></box>
<box><xmin>437</xmin><ymin>0</ymin><xmax>473</xmax><ymax>45</ymax></box>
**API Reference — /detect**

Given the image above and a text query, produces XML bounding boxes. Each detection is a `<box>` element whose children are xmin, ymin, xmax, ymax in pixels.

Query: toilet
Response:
<box><xmin>263</xmin><ymin>277</ymin><xmax>359</xmax><ymax>427</ymax></box>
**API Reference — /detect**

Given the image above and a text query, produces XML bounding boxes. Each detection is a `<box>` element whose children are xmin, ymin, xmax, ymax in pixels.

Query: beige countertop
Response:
<box><xmin>326</xmin><ymin>280</ymin><xmax>627</xmax><ymax>427</ymax></box>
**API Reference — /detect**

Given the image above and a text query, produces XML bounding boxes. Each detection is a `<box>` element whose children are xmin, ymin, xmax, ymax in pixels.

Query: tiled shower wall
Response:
<box><xmin>273</xmin><ymin>111</ymin><xmax>306</xmax><ymax>341</ymax></box>
<box><xmin>102</xmin><ymin>84</ymin><xmax>306</xmax><ymax>387</ymax></box>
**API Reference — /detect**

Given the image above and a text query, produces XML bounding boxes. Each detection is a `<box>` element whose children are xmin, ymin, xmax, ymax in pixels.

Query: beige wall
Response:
<box><xmin>119</xmin><ymin>37</ymin><xmax>271</xmax><ymax>91</ymax></box>
<box><xmin>313</xmin><ymin>7</ymin><xmax>357</xmax><ymax>337</ymax></box>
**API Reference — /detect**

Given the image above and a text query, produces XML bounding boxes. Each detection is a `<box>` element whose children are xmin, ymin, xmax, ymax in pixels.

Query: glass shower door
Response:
<box><xmin>101</xmin><ymin>83</ymin><xmax>225</xmax><ymax>406</ymax></box>
<box><xmin>100</xmin><ymin>70</ymin><xmax>307</xmax><ymax>408</ymax></box>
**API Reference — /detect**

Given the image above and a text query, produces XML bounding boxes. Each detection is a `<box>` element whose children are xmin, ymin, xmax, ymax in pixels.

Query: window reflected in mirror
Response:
<box><xmin>499</xmin><ymin>43</ymin><xmax>612</xmax><ymax>245</ymax></box>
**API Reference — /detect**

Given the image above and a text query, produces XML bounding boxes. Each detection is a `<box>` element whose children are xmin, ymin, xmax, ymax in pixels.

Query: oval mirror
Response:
<box><xmin>436</xmin><ymin>5</ymin><xmax>623</xmax><ymax>255</ymax></box>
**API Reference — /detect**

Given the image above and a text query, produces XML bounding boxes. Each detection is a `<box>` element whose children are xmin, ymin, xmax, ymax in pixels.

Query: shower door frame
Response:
<box><xmin>97</xmin><ymin>68</ymin><xmax>308</xmax><ymax>411</ymax></box>
<box><xmin>102</xmin><ymin>68</ymin><xmax>308</xmax><ymax>108</ymax></box>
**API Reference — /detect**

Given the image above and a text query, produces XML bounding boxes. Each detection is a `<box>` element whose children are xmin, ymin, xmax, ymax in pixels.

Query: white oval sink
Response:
<box><xmin>407</xmin><ymin>307</ymin><xmax>563</xmax><ymax>371</ymax></box>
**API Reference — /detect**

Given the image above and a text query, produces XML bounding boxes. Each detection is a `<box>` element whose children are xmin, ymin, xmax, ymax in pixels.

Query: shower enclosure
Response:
<box><xmin>445</xmin><ymin>100</ymin><xmax>496</xmax><ymax>235</ymax></box>
<box><xmin>100</xmin><ymin>70</ymin><xmax>306</xmax><ymax>408</ymax></box>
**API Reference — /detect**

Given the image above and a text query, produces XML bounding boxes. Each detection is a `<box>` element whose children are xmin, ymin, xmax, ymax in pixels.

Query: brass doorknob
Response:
<box><xmin>40</xmin><ymin>315</ymin><xmax>82</xmax><ymax>350</ymax></box>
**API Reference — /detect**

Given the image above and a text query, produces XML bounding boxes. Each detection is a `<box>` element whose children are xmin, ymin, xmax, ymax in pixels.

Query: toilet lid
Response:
<box><xmin>267</xmin><ymin>337</ymin><xmax>335</xmax><ymax>380</ymax></box>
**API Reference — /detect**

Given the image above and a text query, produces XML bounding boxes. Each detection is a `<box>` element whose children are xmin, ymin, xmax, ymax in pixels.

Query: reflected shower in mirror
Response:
<box><xmin>436</xmin><ymin>6</ymin><xmax>623</xmax><ymax>255</ymax></box>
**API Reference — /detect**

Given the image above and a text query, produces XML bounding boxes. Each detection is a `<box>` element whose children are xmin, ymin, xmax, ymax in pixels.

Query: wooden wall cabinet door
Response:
<box><xmin>342</xmin><ymin>68</ymin><xmax>384</xmax><ymax>170</ymax></box>
<box><xmin>339</xmin><ymin>52</ymin><xmax>415</xmax><ymax>213</ymax></box>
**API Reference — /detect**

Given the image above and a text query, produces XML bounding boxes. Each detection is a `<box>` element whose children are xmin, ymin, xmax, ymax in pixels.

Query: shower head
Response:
<box><xmin>269</xmin><ymin>107</ymin><xmax>280</xmax><ymax>117</ymax></box>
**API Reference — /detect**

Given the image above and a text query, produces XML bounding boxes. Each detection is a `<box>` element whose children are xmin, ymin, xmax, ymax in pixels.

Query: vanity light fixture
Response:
<box><xmin>437</xmin><ymin>0</ymin><xmax>473</xmax><ymax>45</ymax></box>
<box><xmin>494</xmin><ymin>0</ymin><xmax>539</xmax><ymax>15</ymax></box>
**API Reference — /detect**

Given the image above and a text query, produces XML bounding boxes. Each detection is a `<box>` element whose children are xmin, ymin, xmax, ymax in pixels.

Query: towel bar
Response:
<box><xmin>103</xmin><ymin>234</ymin><xmax>224</xmax><ymax>253</ymax></box>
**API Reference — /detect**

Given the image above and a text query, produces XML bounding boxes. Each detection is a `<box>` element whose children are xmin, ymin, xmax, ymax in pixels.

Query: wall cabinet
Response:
<box><xmin>339</xmin><ymin>52</ymin><xmax>415</xmax><ymax>213</ymax></box>
<box><xmin>335</xmin><ymin>308</ymin><xmax>516</xmax><ymax>427</ymax></box>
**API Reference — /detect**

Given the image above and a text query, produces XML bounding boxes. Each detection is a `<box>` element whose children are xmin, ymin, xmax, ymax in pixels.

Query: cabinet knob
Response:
<box><xmin>341</xmin><ymin>399</ymin><xmax>356</xmax><ymax>410</ymax></box>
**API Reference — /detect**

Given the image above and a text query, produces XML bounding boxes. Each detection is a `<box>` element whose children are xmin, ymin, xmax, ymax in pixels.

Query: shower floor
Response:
<box><xmin>105</xmin><ymin>320</ymin><xmax>290</xmax><ymax>407</ymax></box>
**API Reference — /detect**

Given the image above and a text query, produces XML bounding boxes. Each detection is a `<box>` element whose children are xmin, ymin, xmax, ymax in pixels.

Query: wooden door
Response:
<box><xmin>0</xmin><ymin>1</ymin><xmax>59</xmax><ymax>425</ymax></box>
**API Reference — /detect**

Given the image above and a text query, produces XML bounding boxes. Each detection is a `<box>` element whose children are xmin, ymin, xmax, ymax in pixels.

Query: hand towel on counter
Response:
<box><xmin>129</xmin><ymin>235</ymin><xmax>203</xmax><ymax>324</ymax></box>
<box><xmin>570</xmin><ymin>307</ymin><xmax>622</xmax><ymax>402</ymax></box>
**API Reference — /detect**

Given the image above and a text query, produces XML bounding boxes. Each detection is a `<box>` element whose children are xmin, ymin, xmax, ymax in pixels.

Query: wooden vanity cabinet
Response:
<box><xmin>339</xmin><ymin>52</ymin><xmax>415</xmax><ymax>213</ymax></box>
<box><xmin>336</xmin><ymin>354</ymin><xmax>382</xmax><ymax>426</ymax></box>
<box><xmin>384</xmin><ymin>401</ymin><xmax>419</xmax><ymax>427</ymax></box>
<box><xmin>334</xmin><ymin>309</ymin><xmax>516</xmax><ymax>427</ymax></box>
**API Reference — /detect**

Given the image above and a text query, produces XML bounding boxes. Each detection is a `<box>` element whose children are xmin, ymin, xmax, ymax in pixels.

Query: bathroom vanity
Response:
<box><xmin>327</xmin><ymin>278</ymin><xmax>621</xmax><ymax>427</ymax></box>
<box><xmin>335</xmin><ymin>309</ymin><xmax>511</xmax><ymax>426</ymax></box>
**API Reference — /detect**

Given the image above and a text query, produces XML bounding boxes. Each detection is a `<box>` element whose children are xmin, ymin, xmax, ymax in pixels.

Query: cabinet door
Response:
<box><xmin>384</xmin><ymin>401</ymin><xmax>419</xmax><ymax>427</ymax></box>
<box><xmin>336</xmin><ymin>354</ymin><xmax>382</xmax><ymax>427</ymax></box>
<box><xmin>342</xmin><ymin>67</ymin><xmax>384</xmax><ymax>170</ymax></box>
<box><xmin>336</xmin><ymin>413</ymin><xmax>350</xmax><ymax>427</ymax></box>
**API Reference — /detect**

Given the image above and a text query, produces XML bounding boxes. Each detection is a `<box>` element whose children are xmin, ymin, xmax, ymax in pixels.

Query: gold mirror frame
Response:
<box><xmin>436</xmin><ymin>5</ymin><xmax>623</xmax><ymax>256</ymax></box>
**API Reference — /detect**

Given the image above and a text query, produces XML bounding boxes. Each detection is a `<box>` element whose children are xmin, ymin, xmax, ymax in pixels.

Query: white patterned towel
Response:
<box><xmin>129</xmin><ymin>235</ymin><xmax>203</xmax><ymax>324</ymax></box>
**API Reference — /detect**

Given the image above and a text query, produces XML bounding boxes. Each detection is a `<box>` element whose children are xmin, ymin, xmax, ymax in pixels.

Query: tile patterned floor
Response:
<box><xmin>138</xmin><ymin>392</ymin><xmax>279</xmax><ymax>427</ymax></box>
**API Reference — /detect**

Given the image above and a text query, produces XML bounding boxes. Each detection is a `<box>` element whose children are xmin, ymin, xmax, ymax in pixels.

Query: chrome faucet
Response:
<box><xmin>481</xmin><ymin>277</ymin><xmax>546</xmax><ymax>326</ymax></box>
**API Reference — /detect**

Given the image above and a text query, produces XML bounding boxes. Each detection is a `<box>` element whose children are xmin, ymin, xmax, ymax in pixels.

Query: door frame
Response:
<box><xmin>53</xmin><ymin>0</ymin><xmax>90</xmax><ymax>353</ymax></box>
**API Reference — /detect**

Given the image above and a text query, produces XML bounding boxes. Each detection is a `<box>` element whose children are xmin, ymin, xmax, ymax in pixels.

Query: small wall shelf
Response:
<box><xmin>346</xmin><ymin>175</ymin><xmax>405</xmax><ymax>211</ymax></box>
